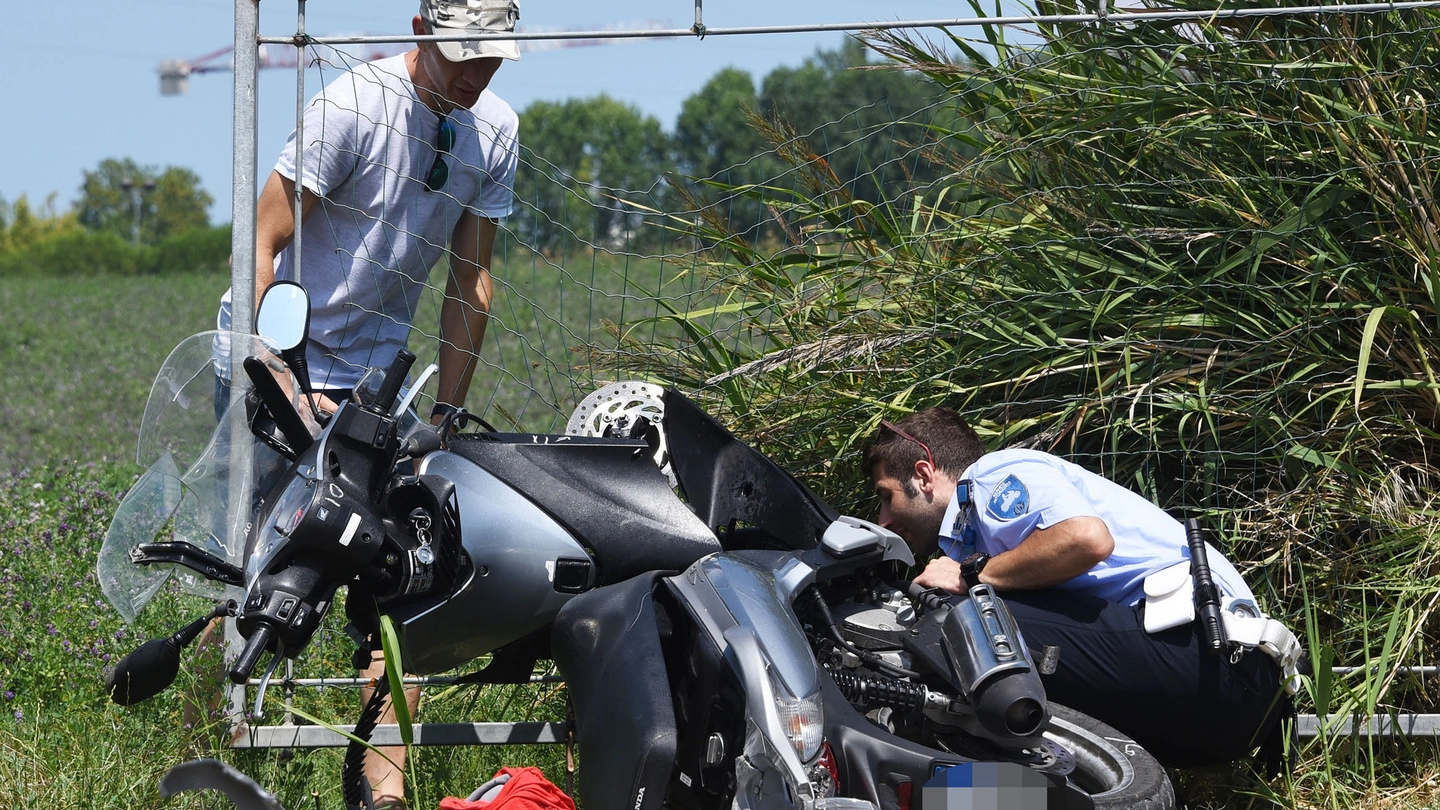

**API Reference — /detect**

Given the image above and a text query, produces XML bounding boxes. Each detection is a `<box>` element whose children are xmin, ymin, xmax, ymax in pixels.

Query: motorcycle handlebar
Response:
<box><xmin>373</xmin><ymin>350</ymin><xmax>416</xmax><ymax>415</ymax></box>
<box><xmin>906</xmin><ymin>580</ymin><xmax>949</xmax><ymax>612</ymax></box>
<box><xmin>228</xmin><ymin>624</ymin><xmax>274</xmax><ymax>685</ymax></box>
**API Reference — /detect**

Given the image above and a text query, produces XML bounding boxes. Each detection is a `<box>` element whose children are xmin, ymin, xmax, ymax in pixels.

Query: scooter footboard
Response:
<box><xmin>553</xmin><ymin>573</ymin><xmax>676</xmax><ymax>810</ymax></box>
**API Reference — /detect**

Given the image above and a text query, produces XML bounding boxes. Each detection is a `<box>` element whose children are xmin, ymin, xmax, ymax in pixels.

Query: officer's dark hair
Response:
<box><xmin>862</xmin><ymin>407</ymin><xmax>987</xmax><ymax>487</ymax></box>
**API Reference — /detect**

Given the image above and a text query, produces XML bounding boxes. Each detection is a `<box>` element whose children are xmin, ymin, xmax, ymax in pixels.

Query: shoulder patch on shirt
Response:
<box><xmin>986</xmin><ymin>475</ymin><xmax>1030</xmax><ymax>520</ymax></box>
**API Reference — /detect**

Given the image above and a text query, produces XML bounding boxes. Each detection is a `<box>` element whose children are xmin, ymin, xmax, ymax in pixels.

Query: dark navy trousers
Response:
<box><xmin>1000</xmin><ymin>589</ymin><xmax>1290</xmax><ymax>768</ymax></box>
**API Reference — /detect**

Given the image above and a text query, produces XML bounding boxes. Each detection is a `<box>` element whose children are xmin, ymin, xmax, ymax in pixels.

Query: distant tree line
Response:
<box><xmin>0</xmin><ymin>157</ymin><xmax>229</xmax><ymax>276</ymax></box>
<box><xmin>1</xmin><ymin>40</ymin><xmax>947</xmax><ymax>273</ymax></box>
<box><xmin>509</xmin><ymin>39</ymin><xmax>955</xmax><ymax>255</ymax></box>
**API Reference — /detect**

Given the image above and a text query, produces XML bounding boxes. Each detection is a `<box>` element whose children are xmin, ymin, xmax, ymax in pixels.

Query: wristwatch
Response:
<box><xmin>960</xmin><ymin>552</ymin><xmax>991</xmax><ymax>589</ymax></box>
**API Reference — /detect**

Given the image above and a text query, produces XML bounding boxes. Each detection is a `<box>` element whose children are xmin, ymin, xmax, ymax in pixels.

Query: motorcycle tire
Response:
<box><xmin>1044</xmin><ymin>703</ymin><xmax>1175</xmax><ymax>810</ymax></box>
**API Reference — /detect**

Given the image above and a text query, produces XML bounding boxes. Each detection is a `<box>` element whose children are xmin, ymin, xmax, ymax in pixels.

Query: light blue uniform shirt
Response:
<box><xmin>938</xmin><ymin>449</ymin><xmax>1254</xmax><ymax>606</ymax></box>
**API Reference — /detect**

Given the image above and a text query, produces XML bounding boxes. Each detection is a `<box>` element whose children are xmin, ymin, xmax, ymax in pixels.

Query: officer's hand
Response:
<box><xmin>913</xmin><ymin>556</ymin><xmax>965</xmax><ymax>594</ymax></box>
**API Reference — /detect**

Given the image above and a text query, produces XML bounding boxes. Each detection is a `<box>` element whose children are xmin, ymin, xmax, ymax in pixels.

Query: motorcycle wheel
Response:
<box><xmin>1044</xmin><ymin>703</ymin><xmax>1176</xmax><ymax>810</ymax></box>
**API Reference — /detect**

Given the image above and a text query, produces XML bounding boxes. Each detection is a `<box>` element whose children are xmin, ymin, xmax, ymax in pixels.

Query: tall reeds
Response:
<box><xmin>610</xmin><ymin>2</ymin><xmax>1440</xmax><ymax>801</ymax></box>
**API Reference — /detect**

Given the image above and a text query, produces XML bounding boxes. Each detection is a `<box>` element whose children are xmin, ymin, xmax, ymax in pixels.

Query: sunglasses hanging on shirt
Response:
<box><xmin>425</xmin><ymin>116</ymin><xmax>455</xmax><ymax>192</ymax></box>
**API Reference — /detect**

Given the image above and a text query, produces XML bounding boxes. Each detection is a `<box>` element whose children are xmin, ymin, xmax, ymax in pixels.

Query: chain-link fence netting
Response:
<box><xmin>273</xmin><ymin>2</ymin><xmax>1440</xmax><ymax>696</ymax></box>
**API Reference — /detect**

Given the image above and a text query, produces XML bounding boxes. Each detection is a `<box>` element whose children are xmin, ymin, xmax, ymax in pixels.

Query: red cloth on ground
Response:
<box><xmin>439</xmin><ymin>767</ymin><xmax>576</xmax><ymax>810</ymax></box>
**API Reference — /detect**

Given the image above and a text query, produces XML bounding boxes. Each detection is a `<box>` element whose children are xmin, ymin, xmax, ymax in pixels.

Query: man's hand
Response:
<box><xmin>301</xmin><ymin>391</ymin><xmax>344</xmax><ymax>425</ymax></box>
<box><xmin>914</xmin><ymin>556</ymin><xmax>967</xmax><ymax>593</ymax></box>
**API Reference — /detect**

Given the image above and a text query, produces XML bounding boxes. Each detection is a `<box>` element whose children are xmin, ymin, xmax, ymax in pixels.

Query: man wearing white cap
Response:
<box><xmin>215</xmin><ymin>0</ymin><xmax>521</xmax><ymax>421</ymax></box>
<box><xmin>210</xmin><ymin>2</ymin><xmax>522</xmax><ymax>806</ymax></box>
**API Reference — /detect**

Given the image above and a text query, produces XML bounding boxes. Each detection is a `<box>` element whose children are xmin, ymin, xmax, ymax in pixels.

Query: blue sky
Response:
<box><xmin>1</xmin><ymin>1</ymin><xmax>1005</xmax><ymax>224</ymax></box>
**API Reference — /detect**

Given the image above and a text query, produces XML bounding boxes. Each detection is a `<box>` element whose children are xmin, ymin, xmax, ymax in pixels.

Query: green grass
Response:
<box><xmin>0</xmin><ymin>272</ymin><xmax>230</xmax><ymax>474</ymax></box>
<box><xmin>7</xmin><ymin>220</ymin><xmax>1440</xmax><ymax>807</ymax></box>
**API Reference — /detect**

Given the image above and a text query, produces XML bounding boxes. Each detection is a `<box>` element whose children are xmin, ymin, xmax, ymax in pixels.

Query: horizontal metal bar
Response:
<box><xmin>229</xmin><ymin>722</ymin><xmax>567</xmax><ymax>749</ymax></box>
<box><xmin>264</xmin><ymin>662</ymin><xmax>1440</xmax><ymax>688</ymax></box>
<box><xmin>1331</xmin><ymin>666</ymin><xmax>1440</xmax><ymax>676</ymax></box>
<box><xmin>257</xmin><ymin>2</ymin><xmax>1440</xmax><ymax>47</ymax></box>
<box><xmin>228</xmin><ymin>714</ymin><xmax>1440</xmax><ymax>749</ymax></box>
<box><xmin>1297</xmin><ymin>713</ymin><xmax>1440</xmax><ymax>737</ymax></box>
<box><xmin>249</xmin><ymin>674</ymin><xmax>563</xmax><ymax>688</ymax></box>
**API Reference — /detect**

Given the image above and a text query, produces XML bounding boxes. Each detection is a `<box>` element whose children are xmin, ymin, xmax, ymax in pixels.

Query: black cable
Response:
<box><xmin>803</xmin><ymin>585</ymin><xmax>922</xmax><ymax>680</ymax></box>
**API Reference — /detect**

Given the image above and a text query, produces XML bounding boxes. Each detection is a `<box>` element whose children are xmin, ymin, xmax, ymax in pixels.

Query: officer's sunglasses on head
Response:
<box><xmin>879</xmin><ymin>420</ymin><xmax>936</xmax><ymax>470</ymax></box>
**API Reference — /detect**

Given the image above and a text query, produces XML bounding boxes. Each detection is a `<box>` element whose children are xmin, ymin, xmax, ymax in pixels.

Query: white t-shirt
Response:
<box><xmin>216</xmin><ymin>53</ymin><xmax>519</xmax><ymax>391</ymax></box>
<box><xmin>938</xmin><ymin>448</ymin><xmax>1255</xmax><ymax>606</ymax></box>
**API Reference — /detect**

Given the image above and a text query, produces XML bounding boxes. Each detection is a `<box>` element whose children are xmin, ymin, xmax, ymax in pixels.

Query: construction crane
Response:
<box><xmin>159</xmin><ymin>21</ymin><xmax>673</xmax><ymax>95</ymax></box>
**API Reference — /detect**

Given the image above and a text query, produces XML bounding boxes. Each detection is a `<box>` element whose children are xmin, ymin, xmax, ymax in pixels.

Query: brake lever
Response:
<box><xmin>130</xmin><ymin>541</ymin><xmax>245</xmax><ymax>587</ymax></box>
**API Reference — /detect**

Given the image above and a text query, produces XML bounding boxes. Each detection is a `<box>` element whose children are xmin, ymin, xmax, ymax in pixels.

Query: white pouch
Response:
<box><xmin>1219</xmin><ymin>596</ymin><xmax>1305</xmax><ymax>695</ymax></box>
<box><xmin>1142</xmin><ymin>561</ymin><xmax>1195</xmax><ymax>633</ymax></box>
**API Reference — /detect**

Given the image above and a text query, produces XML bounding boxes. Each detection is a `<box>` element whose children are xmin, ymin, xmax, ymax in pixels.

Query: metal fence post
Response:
<box><xmin>226</xmin><ymin>0</ymin><xmax>261</xmax><ymax>730</ymax></box>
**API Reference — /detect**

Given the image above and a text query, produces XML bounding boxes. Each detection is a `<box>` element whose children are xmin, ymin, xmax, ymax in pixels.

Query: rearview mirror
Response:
<box><xmin>254</xmin><ymin>281</ymin><xmax>313</xmax><ymax>396</ymax></box>
<box><xmin>254</xmin><ymin>281</ymin><xmax>310</xmax><ymax>352</ymax></box>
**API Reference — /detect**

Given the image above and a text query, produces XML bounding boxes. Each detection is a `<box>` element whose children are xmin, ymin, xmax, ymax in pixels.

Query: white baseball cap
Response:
<box><xmin>420</xmin><ymin>0</ymin><xmax>520</xmax><ymax>62</ymax></box>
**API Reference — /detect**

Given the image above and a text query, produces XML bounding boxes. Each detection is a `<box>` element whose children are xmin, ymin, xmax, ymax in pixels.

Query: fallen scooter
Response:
<box><xmin>99</xmin><ymin>281</ymin><xmax>1174</xmax><ymax>810</ymax></box>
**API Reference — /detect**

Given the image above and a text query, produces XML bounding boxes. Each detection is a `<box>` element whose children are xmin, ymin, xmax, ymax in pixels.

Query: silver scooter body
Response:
<box><xmin>391</xmin><ymin>450</ymin><xmax>593</xmax><ymax>674</ymax></box>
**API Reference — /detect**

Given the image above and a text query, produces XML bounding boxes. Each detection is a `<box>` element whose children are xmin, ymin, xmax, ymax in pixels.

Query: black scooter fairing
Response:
<box><xmin>552</xmin><ymin>572</ymin><xmax>677</xmax><ymax>810</ymax></box>
<box><xmin>445</xmin><ymin>387</ymin><xmax>841</xmax><ymax>582</ymax></box>
<box><xmin>662</xmin><ymin>389</ymin><xmax>840</xmax><ymax>551</ymax></box>
<box><xmin>446</xmin><ymin>433</ymin><xmax>721</xmax><ymax>585</ymax></box>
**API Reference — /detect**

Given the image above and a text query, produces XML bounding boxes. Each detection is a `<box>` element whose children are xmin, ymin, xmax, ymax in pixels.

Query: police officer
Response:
<box><xmin>863</xmin><ymin>406</ymin><xmax>1297</xmax><ymax>768</ymax></box>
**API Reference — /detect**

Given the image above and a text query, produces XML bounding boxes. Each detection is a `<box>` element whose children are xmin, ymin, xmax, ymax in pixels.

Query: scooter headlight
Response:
<box><xmin>246</xmin><ymin>472</ymin><xmax>317</xmax><ymax>583</ymax></box>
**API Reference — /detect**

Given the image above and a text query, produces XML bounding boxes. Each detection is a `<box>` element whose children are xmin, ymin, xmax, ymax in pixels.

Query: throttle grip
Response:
<box><xmin>906</xmin><ymin>580</ymin><xmax>949</xmax><ymax>612</ymax></box>
<box><xmin>228</xmin><ymin>624</ymin><xmax>275</xmax><ymax>685</ymax></box>
<box><xmin>373</xmin><ymin>350</ymin><xmax>417</xmax><ymax>414</ymax></box>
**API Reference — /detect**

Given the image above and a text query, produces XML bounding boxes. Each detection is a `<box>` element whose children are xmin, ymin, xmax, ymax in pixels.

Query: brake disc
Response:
<box><xmin>566</xmin><ymin>381</ymin><xmax>674</xmax><ymax>486</ymax></box>
<box><xmin>1027</xmin><ymin>739</ymin><xmax>1077</xmax><ymax>776</ymax></box>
